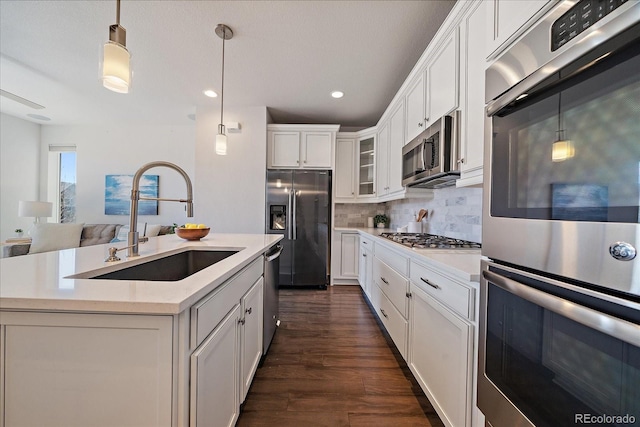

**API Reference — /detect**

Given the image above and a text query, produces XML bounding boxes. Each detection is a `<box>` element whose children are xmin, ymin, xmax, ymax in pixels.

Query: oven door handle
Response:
<box><xmin>483</xmin><ymin>270</ymin><xmax>640</xmax><ymax>347</ymax></box>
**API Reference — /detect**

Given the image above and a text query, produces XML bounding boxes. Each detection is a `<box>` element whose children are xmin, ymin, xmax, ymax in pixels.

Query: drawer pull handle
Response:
<box><xmin>381</xmin><ymin>277</ymin><xmax>389</xmax><ymax>285</ymax></box>
<box><xmin>245</xmin><ymin>307</ymin><xmax>252</xmax><ymax>315</ymax></box>
<box><xmin>380</xmin><ymin>308</ymin><xmax>388</xmax><ymax>318</ymax></box>
<box><xmin>421</xmin><ymin>277</ymin><xmax>440</xmax><ymax>289</ymax></box>
<box><xmin>363</xmin><ymin>253</ymin><xmax>367</xmax><ymax>257</ymax></box>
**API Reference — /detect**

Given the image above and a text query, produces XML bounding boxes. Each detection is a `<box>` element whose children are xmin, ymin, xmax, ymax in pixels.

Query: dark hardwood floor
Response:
<box><xmin>237</xmin><ymin>285</ymin><xmax>445</xmax><ymax>427</ymax></box>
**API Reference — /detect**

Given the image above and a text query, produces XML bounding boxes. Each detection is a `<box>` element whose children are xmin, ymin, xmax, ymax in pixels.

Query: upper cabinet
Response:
<box><xmin>458</xmin><ymin>0</ymin><xmax>488</xmax><ymax>187</ymax></box>
<box><xmin>267</xmin><ymin>124</ymin><xmax>339</xmax><ymax>169</ymax></box>
<box><xmin>405</xmin><ymin>74</ymin><xmax>426</xmax><ymax>144</ymax></box>
<box><xmin>405</xmin><ymin>31</ymin><xmax>459</xmax><ymax>146</ymax></box>
<box><xmin>486</xmin><ymin>0</ymin><xmax>551</xmax><ymax>59</ymax></box>
<box><xmin>426</xmin><ymin>29</ymin><xmax>459</xmax><ymax>126</ymax></box>
<box><xmin>378</xmin><ymin>101</ymin><xmax>405</xmax><ymax>198</ymax></box>
<box><xmin>357</xmin><ymin>134</ymin><xmax>376</xmax><ymax>198</ymax></box>
<box><xmin>335</xmin><ymin>137</ymin><xmax>356</xmax><ymax>199</ymax></box>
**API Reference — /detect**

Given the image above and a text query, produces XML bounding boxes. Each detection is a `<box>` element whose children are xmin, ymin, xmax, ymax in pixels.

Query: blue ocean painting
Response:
<box><xmin>105</xmin><ymin>175</ymin><xmax>159</xmax><ymax>215</ymax></box>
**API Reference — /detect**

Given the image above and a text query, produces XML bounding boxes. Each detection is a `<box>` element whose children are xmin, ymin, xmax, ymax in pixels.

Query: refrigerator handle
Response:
<box><xmin>287</xmin><ymin>189</ymin><xmax>293</xmax><ymax>240</ymax></box>
<box><xmin>292</xmin><ymin>190</ymin><xmax>297</xmax><ymax>240</ymax></box>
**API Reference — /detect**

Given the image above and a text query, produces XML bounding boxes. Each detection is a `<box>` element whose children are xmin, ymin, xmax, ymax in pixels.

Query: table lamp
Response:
<box><xmin>18</xmin><ymin>201</ymin><xmax>53</xmax><ymax>235</ymax></box>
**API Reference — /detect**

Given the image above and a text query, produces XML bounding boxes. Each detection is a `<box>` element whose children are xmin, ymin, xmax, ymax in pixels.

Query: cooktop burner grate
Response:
<box><xmin>379</xmin><ymin>232</ymin><xmax>481</xmax><ymax>249</ymax></box>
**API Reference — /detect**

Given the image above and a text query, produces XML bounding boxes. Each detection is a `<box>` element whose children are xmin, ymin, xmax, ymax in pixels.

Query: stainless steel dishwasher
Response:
<box><xmin>263</xmin><ymin>243</ymin><xmax>282</xmax><ymax>355</ymax></box>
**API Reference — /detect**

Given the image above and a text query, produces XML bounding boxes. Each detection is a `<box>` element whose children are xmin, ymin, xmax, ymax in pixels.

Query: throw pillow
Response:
<box><xmin>28</xmin><ymin>223</ymin><xmax>85</xmax><ymax>254</ymax></box>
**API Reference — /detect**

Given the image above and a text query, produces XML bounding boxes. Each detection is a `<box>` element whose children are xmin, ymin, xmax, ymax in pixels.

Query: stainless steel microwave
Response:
<box><xmin>401</xmin><ymin>112</ymin><xmax>460</xmax><ymax>189</ymax></box>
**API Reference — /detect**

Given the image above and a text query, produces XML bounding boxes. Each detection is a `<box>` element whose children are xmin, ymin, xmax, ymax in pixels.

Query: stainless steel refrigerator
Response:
<box><xmin>265</xmin><ymin>170</ymin><xmax>331</xmax><ymax>288</ymax></box>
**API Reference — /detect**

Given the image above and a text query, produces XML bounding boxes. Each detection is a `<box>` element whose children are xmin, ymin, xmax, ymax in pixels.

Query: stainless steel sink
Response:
<box><xmin>75</xmin><ymin>250</ymin><xmax>239</xmax><ymax>281</ymax></box>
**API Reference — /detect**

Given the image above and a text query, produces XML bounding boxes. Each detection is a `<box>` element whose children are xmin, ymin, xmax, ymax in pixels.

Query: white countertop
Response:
<box><xmin>334</xmin><ymin>227</ymin><xmax>482</xmax><ymax>282</ymax></box>
<box><xmin>0</xmin><ymin>233</ymin><xmax>282</xmax><ymax>314</ymax></box>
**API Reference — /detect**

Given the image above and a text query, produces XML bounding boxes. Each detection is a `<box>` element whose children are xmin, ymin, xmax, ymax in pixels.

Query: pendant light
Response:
<box><xmin>102</xmin><ymin>0</ymin><xmax>131</xmax><ymax>93</ymax></box>
<box><xmin>552</xmin><ymin>92</ymin><xmax>575</xmax><ymax>162</ymax></box>
<box><xmin>215</xmin><ymin>24</ymin><xmax>233</xmax><ymax>156</ymax></box>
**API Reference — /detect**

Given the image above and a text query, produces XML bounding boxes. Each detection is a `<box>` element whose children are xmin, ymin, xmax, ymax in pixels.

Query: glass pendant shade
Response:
<box><xmin>215</xmin><ymin>128</ymin><xmax>228</xmax><ymax>155</ymax></box>
<box><xmin>102</xmin><ymin>41</ymin><xmax>131</xmax><ymax>93</ymax></box>
<box><xmin>552</xmin><ymin>138</ymin><xmax>575</xmax><ymax>162</ymax></box>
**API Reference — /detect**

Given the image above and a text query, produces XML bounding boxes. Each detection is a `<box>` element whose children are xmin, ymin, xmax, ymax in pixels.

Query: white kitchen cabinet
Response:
<box><xmin>340</xmin><ymin>232</ymin><xmax>359</xmax><ymax>278</ymax></box>
<box><xmin>458</xmin><ymin>0</ymin><xmax>489</xmax><ymax>187</ymax></box>
<box><xmin>409</xmin><ymin>284</ymin><xmax>473</xmax><ymax>427</ymax></box>
<box><xmin>2</xmin><ymin>312</ymin><xmax>173</xmax><ymax>427</ymax></box>
<box><xmin>405</xmin><ymin>73</ymin><xmax>426</xmax><ymax>144</ymax></box>
<box><xmin>377</xmin><ymin>101</ymin><xmax>406</xmax><ymax>199</ymax></box>
<box><xmin>334</xmin><ymin>137</ymin><xmax>356</xmax><ymax>199</ymax></box>
<box><xmin>357</xmin><ymin>134</ymin><xmax>376</xmax><ymax>197</ymax></box>
<box><xmin>372</xmin><ymin>241</ymin><xmax>410</xmax><ymax>360</ymax></box>
<box><xmin>375</xmin><ymin>121</ymin><xmax>390</xmax><ymax>195</ymax></box>
<box><xmin>240</xmin><ymin>277</ymin><xmax>264</xmax><ymax>402</ymax></box>
<box><xmin>358</xmin><ymin>234</ymin><xmax>374</xmax><ymax>299</ymax></box>
<box><xmin>267</xmin><ymin>124</ymin><xmax>339</xmax><ymax>169</ymax></box>
<box><xmin>426</xmin><ymin>29</ymin><xmax>459</xmax><ymax>125</ymax></box>
<box><xmin>487</xmin><ymin>0</ymin><xmax>551</xmax><ymax>59</ymax></box>
<box><xmin>191</xmin><ymin>304</ymin><xmax>241</xmax><ymax>427</ymax></box>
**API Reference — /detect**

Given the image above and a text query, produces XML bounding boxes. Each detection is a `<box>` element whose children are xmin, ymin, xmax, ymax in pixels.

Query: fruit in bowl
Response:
<box><xmin>175</xmin><ymin>223</ymin><xmax>210</xmax><ymax>241</ymax></box>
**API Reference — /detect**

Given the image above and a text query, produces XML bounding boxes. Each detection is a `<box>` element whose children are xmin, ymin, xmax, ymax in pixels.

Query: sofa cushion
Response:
<box><xmin>80</xmin><ymin>224</ymin><xmax>123</xmax><ymax>247</ymax></box>
<box><xmin>28</xmin><ymin>223</ymin><xmax>85</xmax><ymax>254</ymax></box>
<box><xmin>114</xmin><ymin>224</ymin><xmax>162</xmax><ymax>241</ymax></box>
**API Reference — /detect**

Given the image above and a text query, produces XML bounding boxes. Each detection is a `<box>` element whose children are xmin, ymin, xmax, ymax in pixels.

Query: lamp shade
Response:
<box><xmin>18</xmin><ymin>201</ymin><xmax>53</xmax><ymax>218</ymax></box>
<box><xmin>102</xmin><ymin>41</ymin><xmax>131</xmax><ymax>93</ymax></box>
<box><xmin>215</xmin><ymin>132</ymin><xmax>228</xmax><ymax>156</ymax></box>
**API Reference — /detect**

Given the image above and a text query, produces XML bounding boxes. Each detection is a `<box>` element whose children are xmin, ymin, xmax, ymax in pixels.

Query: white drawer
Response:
<box><xmin>191</xmin><ymin>257</ymin><xmax>263</xmax><ymax>348</ymax></box>
<box><xmin>373</xmin><ymin>257</ymin><xmax>409</xmax><ymax>318</ymax></box>
<box><xmin>374</xmin><ymin>242</ymin><xmax>409</xmax><ymax>276</ymax></box>
<box><xmin>359</xmin><ymin>234</ymin><xmax>374</xmax><ymax>249</ymax></box>
<box><xmin>374</xmin><ymin>283</ymin><xmax>408</xmax><ymax>361</ymax></box>
<box><xmin>410</xmin><ymin>260</ymin><xmax>474</xmax><ymax>320</ymax></box>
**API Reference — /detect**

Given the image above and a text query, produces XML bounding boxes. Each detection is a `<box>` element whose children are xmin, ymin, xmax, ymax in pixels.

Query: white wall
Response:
<box><xmin>41</xmin><ymin>124</ymin><xmax>196</xmax><ymax>228</ymax></box>
<box><xmin>195</xmin><ymin>106</ymin><xmax>267</xmax><ymax>233</ymax></box>
<box><xmin>0</xmin><ymin>113</ymin><xmax>41</xmax><ymax>240</ymax></box>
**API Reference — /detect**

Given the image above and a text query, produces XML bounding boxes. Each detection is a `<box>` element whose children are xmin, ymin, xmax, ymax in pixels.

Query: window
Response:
<box><xmin>48</xmin><ymin>145</ymin><xmax>76</xmax><ymax>223</ymax></box>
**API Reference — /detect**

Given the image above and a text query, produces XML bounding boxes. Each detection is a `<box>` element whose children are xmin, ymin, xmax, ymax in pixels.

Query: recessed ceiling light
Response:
<box><xmin>331</xmin><ymin>91</ymin><xmax>344</xmax><ymax>99</ymax></box>
<box><xmin>203</xmin><ymin>89</ymin><xmax>218</xmax><ymax>98</ymax></box>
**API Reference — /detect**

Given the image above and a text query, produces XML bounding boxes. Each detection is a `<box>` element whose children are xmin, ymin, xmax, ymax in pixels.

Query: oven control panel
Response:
<box><xmin>552</xmin><ymin>0</ymin><xmax>629</xmax><ymax>51</ymax></box>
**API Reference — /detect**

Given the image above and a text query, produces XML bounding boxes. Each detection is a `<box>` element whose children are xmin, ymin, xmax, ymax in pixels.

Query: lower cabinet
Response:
<box><xmin>240</xmin><ymin>278</ymin><xmax>264</xmax><ymax>402</ymax></box>
<box><xmin>358</xmin><ymin>235</ymin><xmax>374</xmax><ymax>298</ymax></box>
<box><xmin>409</xmin><ymin>284</ymin><xmax>473</xmax><ymax>427</ymax></box>
<box><xmin>190</xmin><ymin>304</ymin><xmax>242</xmax><ymax>427</ymax></box>
<box><xmin>0</xmin><ymin>255</ymin><xmax>267</xmax><ymax>427</ymax></box>
<box><xmin>1</xmin><ymin>312</ymin><xmax>173</xmax><ymax>427</ymax></box>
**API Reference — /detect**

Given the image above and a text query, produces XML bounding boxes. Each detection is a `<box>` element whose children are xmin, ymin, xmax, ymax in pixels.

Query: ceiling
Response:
<box><xmin>0</xmin><ymin>0</ymin><xmax>455</xmax><ymax>129</ymax></box>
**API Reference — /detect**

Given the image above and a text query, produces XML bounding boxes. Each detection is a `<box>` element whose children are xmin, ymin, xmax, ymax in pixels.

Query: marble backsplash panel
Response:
<box><xmin>333</xmin><ymin>203</ymin><xmax>385</xmax><ymax>228</ymax></box>
<box><xmin>386</xmin><ymin>187</ymin><xmax>483</xmax><ymax>243</ymax></box>
<box><xmin>334</xmin><ymin>187</ymin><xmax>483</xmax><ymax>243</ymax></box>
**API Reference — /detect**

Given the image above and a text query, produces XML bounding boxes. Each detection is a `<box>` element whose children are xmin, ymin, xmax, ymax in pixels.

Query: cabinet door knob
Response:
<box><xmin>406</xmin><ymin>292</ymin><xmax>412</xmax><ymax>299</ymax></box>
<box><xmin>238</xmin><ymin>318</ymin><xmax>246</xmax><ymax>325</ymax></box>
<box><xmin>363</xmin><ymin>253</ymin><xmax>367</xmax><ymax>257</ymax></box>
<box><xmin>457</xmin><ymin>158</ymin><xmax>465</xmax><ymax>164</ymax></box>
<box><xmin>245</xmin><ymin>307</ymin><xmax>252</xmax><ymax>315</ymax></box>
<box><xmin>418</xmin><ymin>122</ymin><xmax>423</xmax><ymax>127</ymax></box>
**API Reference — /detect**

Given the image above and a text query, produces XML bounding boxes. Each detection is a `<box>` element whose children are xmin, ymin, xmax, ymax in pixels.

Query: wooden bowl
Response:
<box><xmin>175</xmin><ymin>227</ymin><xmax>210</xmax><ymax>241</ymax></box>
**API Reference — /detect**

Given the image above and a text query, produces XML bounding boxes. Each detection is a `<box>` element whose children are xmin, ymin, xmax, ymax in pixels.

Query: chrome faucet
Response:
<box><xmin>128</xmin><ymin>161</ymin><xmax>194</xmax><ymax>257</ymax></box>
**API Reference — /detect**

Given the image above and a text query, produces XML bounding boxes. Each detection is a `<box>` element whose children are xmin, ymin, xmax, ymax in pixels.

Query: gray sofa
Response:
<box><xmin>3</xmin><ymin>224</ymin><xmax>174</xmax><ymax>258</ymax></box>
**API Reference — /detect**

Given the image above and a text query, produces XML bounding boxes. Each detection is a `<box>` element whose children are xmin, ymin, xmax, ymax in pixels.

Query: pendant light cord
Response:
<box><xmin>220</xmin><ymin>28</ymin><xmax>225</xmax><ymax>128</ymax></box>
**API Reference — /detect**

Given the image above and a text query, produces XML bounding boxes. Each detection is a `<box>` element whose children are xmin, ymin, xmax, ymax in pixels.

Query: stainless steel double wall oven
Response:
<box><xmin>480</xmin><ymin>1</ymin><xmax>640</xmax><ymax>426</ymax></box>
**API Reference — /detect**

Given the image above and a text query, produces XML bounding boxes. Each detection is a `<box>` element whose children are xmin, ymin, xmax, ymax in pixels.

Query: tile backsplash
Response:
<box><xmin>335</xmin><ymin>187</ymin><xmax>483</xmax><ymax>243</ymax></box>
<box><xmin>333</xmin><ymin>203</ymin><xmax>385</xmax><ymax>228</ymax></box>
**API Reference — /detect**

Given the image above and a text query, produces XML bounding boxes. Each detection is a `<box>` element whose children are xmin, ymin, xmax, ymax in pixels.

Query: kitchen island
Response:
<box><xmin>0</xmin><ymin>233</ymin><xmax>282</xmax><ymax>427</ymax></box>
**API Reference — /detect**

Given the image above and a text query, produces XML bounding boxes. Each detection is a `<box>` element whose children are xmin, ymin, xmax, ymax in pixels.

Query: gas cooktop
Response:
<box><xmin>379</xmin><ymin>232</ymin><xmax>481</xmax><ymax>249</ymax></box>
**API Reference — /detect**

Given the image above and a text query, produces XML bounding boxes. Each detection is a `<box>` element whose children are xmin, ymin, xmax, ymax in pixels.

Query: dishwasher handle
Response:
<box><xmin>265</xmin><ymin>244</ymin><xmax>283</xmax><ymax>262</ymax></box>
